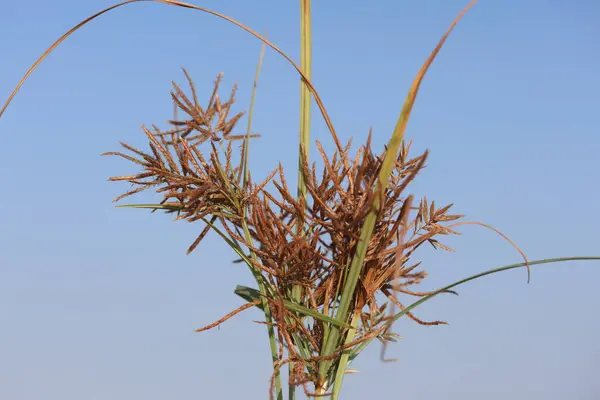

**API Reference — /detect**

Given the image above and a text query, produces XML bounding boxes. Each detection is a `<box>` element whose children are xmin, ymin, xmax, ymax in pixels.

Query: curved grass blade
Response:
<box><xmin>0</xmin><ymin>0</ymin><xmax>343</xmax><ymax>151</ymax></box>
<box><xmin>449</xmin><ymin>220</ymin><xmax>531</xmax><ymax>282</ymax></box>
<box><xmin>392</xmin><ymin>256</ymin><xmax>600</xmax><ymax>324</ymax></box>
<box><xmin>347</xmin><ymin>256</ymin><xmax>600</xmax><ymax>365</ymax></box>
<box><xmin>119</xmin><ymin>205</ymin><xmax>255</xmax><ymax>275</ymax></box>
<box><xmin>327</xmin><ymin>256</ymin><xmax>600</xmax><ymax>399</ymax></box>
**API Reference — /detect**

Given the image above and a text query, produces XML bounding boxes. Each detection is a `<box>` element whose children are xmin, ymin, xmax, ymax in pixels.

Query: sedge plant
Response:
<box><xmin>1</xmin><ymin>1</ymin><xmax>599</xmax><ymax>399</ymax></box>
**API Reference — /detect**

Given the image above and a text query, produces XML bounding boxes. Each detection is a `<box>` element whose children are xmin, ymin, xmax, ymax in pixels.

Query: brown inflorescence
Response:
<box><xmin>104</xmin><ymin>71</ymin><xmax>464</xmax><ymax>394</ymax></box>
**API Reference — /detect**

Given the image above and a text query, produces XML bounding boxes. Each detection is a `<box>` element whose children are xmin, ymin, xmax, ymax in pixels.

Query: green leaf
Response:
<box><xmin>234</xmin><ymin>285</ymin><xmax>266</xmax><ymax>311</ymax></box>
<box><xmin>234</xmin><ymin>285</ymin><xmax>352</xmax><ymax>329</ymax></box>
<box><xmin>391</xmin><ymin>257</ymin><xmax>600</xmax><ymax>324</ymax></box>
<box><xmin>347</xmin><ymin>256</ymin><xmax>600</xmax><ymax>365</ymax></box>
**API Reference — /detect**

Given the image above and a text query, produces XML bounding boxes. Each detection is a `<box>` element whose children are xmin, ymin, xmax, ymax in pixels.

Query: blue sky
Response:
<box><xmin>1</xmin><ymin>1</ymin><xmax>599</xmax><ymax>399</ymax></box>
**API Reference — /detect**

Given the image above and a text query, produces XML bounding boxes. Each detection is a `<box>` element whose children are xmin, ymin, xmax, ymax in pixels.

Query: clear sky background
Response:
<box><xmin>1</xmin><ymin>1</ymin><xmax>599</xmax><ymax>399</ymax></box>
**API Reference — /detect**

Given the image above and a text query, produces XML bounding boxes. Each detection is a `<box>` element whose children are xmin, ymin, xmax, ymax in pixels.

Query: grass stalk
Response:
<box><xmin>317</xmin><ymin>0</ymin><xmax>477</xmax><ymax>385</ymax></box>
<box><xmin>242</xmin><ymin>223</ymin><xmax>283</xmax><ymax>400</ymax></box>
<box><xmin>290</xmin><ymin>1</ymin><xmax>312</xmax><ymax>398</ymax></box>
<box><xmin>242</xmin><ymin>36</ymin><xmax>267</xmax><ymax>188</ymax></box>
<box><xmin>241</xmin><ymin>40</ymin><xmax>283</xmax><ymax>400</ymax></box>
<box><xmin>294</xmin><ymin>0</ymin><xmax>312</xmax><ymax>291</ymax></box>
<box><xmin>297</xmin><ymin>0</ymin><xmax>313</xmax><ymax>208</ymax></box>
<box><xmin>330</xmin><ymin>311</ymin><xmax>360</xmax><ymax>399</ymax></box>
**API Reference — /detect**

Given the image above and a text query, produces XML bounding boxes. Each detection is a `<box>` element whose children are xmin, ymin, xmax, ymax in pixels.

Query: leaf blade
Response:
<box><xmin>234</xmin><ymin>285</ymin><xmax>352</xmax><ymax>329</ymax></box>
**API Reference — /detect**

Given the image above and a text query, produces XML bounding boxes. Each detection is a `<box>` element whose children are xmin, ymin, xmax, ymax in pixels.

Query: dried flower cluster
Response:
<box><xmin>104</xmin><ymin>72</ymin><xmax>464</xmax><ymax>395</ymax></box>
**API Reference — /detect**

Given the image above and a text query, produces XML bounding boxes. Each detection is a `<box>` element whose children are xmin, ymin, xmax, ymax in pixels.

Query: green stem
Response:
<box><xmin>241</xmin><ymin>221</ymin><xmax>283</xmax><ymax>400</ymax></box>
<box><xmin>318</xmin><ymin>208</ymin><xmax>377</xmax><ymax>380</ymax></box>
<box><xmin>240</xmin><ymin>40</ymin><xmax>282</xmax><ymax>400</ymax></box>
<box><xmin>290</xmin><ymin>1</ymin><xmax>312</xmax><ymax>399</ymax></box>
<box><xmin>295</xmin><ymin>0</ymin><xmax>312</xmax><ymax>265</ymax></box>
<box><xmin>197</xmin><ymin>218</ymin><xmax>283</xmax><ymax>399</ymax></box>
<box><xmin>330</xmin><ymin>312</ymin><xmax>360</xmax><ymax>399</ymax></box>
<box><xmin>241</xmin><ymin>37</ymin><xmax>266</xmax><ymax>188</ymax></box>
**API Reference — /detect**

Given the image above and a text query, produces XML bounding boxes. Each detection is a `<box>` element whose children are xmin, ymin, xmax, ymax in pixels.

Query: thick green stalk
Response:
<box><xmin>298</xmin><ymin>0</ymin><xmax>313</xmax><ymax>183</ymax></box>
<box><xmin>318</xmin><ymin>210</ymin><xmax>377</xmax><ymax>382</ymax></box>
<box><xmin>290</xmin><ymin>1</ymin><xmax>312</xmax><ymax>399</ymax></box>
<box><xmin>330</xmin><ymin>311</ymin><xmax>360</xmax><ymax>399</ymax></box>
<box><xmin>295</xmin><ymin>0</ymin><xmax>312</xmax><ymax>263</ymax></box>
<box><xmin>317</xmin><ymin>0</ymin><xmax>477</xmax><ymax>384</ymax></box>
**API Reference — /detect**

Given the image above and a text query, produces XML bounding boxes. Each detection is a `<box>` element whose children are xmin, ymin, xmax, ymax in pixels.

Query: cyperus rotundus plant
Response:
<box><xmin>2</xmin><ymin>0</ymin><xmax>599</xmax><ymax>399</ymax></box>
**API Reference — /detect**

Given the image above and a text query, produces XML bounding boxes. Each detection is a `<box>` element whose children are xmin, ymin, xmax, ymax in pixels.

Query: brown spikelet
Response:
<box><xmin>195</xmin><ymin>300</ymin><xmax>261</xmax><ymax>332</ymax></box>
